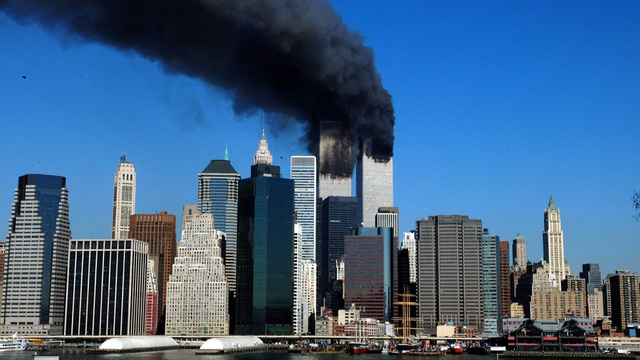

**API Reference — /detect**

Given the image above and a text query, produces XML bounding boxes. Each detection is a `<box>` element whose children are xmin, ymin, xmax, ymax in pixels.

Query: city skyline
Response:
<box><xmin>1</xmin><ymin>0</ymin><xmax>639</xmax><ymax>278</ymax></box>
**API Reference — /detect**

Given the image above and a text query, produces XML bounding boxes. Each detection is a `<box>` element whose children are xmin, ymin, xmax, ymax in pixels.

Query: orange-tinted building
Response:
<box><xmin>500</xmin><ymin>241</ymin><xmax>511</xmax><ymax>321</ymax></box>
<box><xmin>129</xmin><ymin>211</ymin><xmax>176</xmax><ymax>333</ymax></box>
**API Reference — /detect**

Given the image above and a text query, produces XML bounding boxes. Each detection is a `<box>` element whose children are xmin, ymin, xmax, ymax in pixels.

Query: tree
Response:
<box><xmin>633</xmin><ymin>190</ymin><xmax>640</xmax><ymax>220</ymax></box>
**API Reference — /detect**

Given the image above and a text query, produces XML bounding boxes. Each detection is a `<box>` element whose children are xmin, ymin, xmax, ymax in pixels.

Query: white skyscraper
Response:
<box><xmin>291</xmin><ymin>156</ymin><xmax>317</xmax><ymax>261</ymax></box>
<box><xmin>2</xmin><ymin>174</ymin><xmax>70</xmax><ymax>336</ymax></box>
<box><xmin>375</xmin><ymin>207</ymin><xmax>399</xmax><ymax>237</ymax></box>
<box><xmin>165</xmin><ymin>213</ymin><xmax>228</xmax><ymax>336</ymax></box>
<box><xmin>357</xmin><ymin>142</ymin><xmax>393</xmax><ymax>227</ymax></box>
<box><xmin>112</xmin><ymin>155</ymin><xmax>136</xmax><ymax>239</ymax></box>
<box><xmin>543</xmin><ymin>195</ymin><xmax>567</xmax><ymax>283</ymax></box>
<box><xmin>401</xmin><ymin>232</ymin><xmax>417</xmax><ymax>284</ymax></box>
<box><xmin>293</xmin><ymin>224</ymin><xmax>317</xmax><ymax>335</ymax></box>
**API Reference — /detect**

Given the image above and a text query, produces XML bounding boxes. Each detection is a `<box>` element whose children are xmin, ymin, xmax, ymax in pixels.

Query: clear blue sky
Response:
<box><xmin>1</xmin><ymin>1</ymin><xmax>639</xmax><ymax>277</ymax></box>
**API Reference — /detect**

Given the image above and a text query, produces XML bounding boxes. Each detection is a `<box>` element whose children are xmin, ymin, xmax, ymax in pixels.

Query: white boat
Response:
<box><xmin>0</xmin><ymin>333</ymin><xmax>27</xmax><ymax>351</ymax></box>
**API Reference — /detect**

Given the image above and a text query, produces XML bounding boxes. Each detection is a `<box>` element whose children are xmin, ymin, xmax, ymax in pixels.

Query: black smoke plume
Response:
<box><xmin>1</xmin><ymin>0</ymin><xmax>394</xmax><ymax>176</ymax></box>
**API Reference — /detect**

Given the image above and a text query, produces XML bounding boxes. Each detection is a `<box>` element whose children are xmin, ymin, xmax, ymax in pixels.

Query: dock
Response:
<box><xmin>500</xmin><ymin>351</ymin><xmax>635</xmax><ymax>359</ymax></box>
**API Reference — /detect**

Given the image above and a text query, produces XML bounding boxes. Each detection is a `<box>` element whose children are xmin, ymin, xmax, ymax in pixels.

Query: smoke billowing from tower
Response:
<box><xmin>1</xmin><ymin>0</ymin><xmax>394</xmax><ymax>176</ymax></box>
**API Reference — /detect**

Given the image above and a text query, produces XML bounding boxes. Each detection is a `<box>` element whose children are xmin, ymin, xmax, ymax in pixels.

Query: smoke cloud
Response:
<box><xmin>1</xmin><ymin>0</ymin><xmax>394</xmax><ymax>176</ymax></box>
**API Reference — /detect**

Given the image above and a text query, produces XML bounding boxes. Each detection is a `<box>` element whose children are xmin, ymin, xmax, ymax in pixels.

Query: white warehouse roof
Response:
<box><xmin>200</xmin><ymin>336</ymin><xmax>264</xmax><ymax>351</ymax></box>
<box><xmin>99</xmin><ymin>336</ymin><xmax>178</xmax><ymax>350</ymax></box>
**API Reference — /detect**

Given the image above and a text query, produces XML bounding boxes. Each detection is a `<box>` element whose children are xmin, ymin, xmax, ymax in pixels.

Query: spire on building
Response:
<box><xmin>253</xmin><ymin>128</ymin><xmax>273</xmax><ymax>165</ymax></box>
<box><xmin>548</xmin><ymin>195</ymin><xmax>556</xmax><ymax>210</ymax></box>
<box><xmin>224</xmin><ymin>145</ymin><xmax>229</xmax><ymax>161</ymax></box>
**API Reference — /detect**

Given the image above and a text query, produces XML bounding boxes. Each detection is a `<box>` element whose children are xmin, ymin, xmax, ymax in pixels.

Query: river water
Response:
<box><xmin>0</xmin><ymin>348</ymin><xmax>629</xmax><ymax>360</ymax></box>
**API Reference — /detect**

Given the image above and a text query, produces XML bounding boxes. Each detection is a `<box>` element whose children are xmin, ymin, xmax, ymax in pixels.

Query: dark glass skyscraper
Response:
<box><xmin>1</xmin><ymin>174</ymin><xmax>70</xmax><ymax>335</ymax></box>
<box><xmin>198</xmin><ymin>157</ymin><xmax>240</xmax><ymax>294</ymax></box>
<box><xmin>580</xmin><ymin>263</ymin><xmax>603</xmax><ymax>293</ymax></box>
<box><xmin>343</xmin><ymin>227</ymin><xmax>397</xmax><ymax>323</ymax></box>
<box><xmin>236</xmin><ymin>161</ymin><xmax>294</xmax><ymax>335</ymax></box>
<box><xmin>319</xmin><ymin>196</ymin><xmax>358</xmax><ymax>305</ymax></box>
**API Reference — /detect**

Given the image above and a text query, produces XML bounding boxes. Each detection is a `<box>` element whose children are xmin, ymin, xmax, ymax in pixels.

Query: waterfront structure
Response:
<box><xmin>64</xmin><ymin>238</ymin><xmax>148</xmax><ymax>336</ymax></box>
<box><xmin>543</xmin><ymin>195</ymin><xmax>568</xmax><ymax>283</ymax></box>
<box><xmin>512</xmin><ymin>234</ymin><xmax>526</xmax><ymax>269</ymax></box>
<box><xmin>482</xmin><ymin>229</ymin><xmax>499</xmax><ymax>337</ymax></box>
<box><xmin>236</xmin><ymin>134</ymin><xmax>294</xmax><ymax>335</ymax></box>
<box><xmin>318</xmin><ymin>121</ymin><xmax>352</xmax><ymax>199</ymax></box>
<box><xmin>343</xmin><ymin>227</ymin><xmax>397</xmax><ymax>322</ymax></box>
<box><xmin>1</xmin><ymin>174</ymin><xmax>70</xmax><ymax>336</ymax></box>
<box><xmin>165</xmin><ymin>213</ymin><xmax>228</xmax><ymax>336</ymax></box>
<box><xmin>416</xmin><ymin>215</ymin><xmax>483</xmax><ymax>334</ymax></box>
<box><xmin>318</xmin><ymin>196</ymin><xmax>358</xmax><ymax>308</ymax></box>
<box><xmin>145</xmin><ymin>260</ymin><xmax>158</xmax><ymax>335</ymax></box>
<box><xmin>609</xmin><ymin>270</ymin><xmax>640</xmax><ymax>332</ymax></box>
<box><xmin>580</xmin><ymin>263</ymin><xmax>603</xmax><ymax>293</ymax></box>
<box><xmin>129</xmin><ymin>211</ymin><xmax>177</xmax><ymax>332</ymax></box>
<box><xmin>111</xmin><ymin>155</ymin><xmax>136</xmax><ymax>239</ymax></box>
<box><xmin>499</xmin><ymin>241</ymin><xmax>511</xmax><ymax>323</ymax></box>
<box><xmin>357</xmin><ymin>141</ymin><xmax>393</xmax><ymax>228</ymax></box>
<box><xmin>291</xmin><ymin>156</ymin><xmax>317</xmax><ymax>261</ymax></box>
<box><xmin>198</xmin><ymin>155</ymin><xmax>240</xmax><ymax>294</ymax></box>
<box><xmin>375</xmin><ymin>207</ymin><xmax>399</xmax><ymax>238</ymax></box>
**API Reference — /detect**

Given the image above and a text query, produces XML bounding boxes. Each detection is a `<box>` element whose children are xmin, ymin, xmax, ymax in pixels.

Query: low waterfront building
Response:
<box><xmin>506</xmin><ymin>318</ymin><xmax>596</xmax><ymax>352</ymax></box>
<box><xmin>97</xmin><ymin>336</ymin><xmax>178</xmax><ymax>352</ymax></box>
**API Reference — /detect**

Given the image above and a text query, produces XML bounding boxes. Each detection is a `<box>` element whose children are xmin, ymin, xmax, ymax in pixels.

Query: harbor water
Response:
<box><xmin>0</xmin><ymin>348</ymin><xmax>634</xmax><ymax>360</ymax></box>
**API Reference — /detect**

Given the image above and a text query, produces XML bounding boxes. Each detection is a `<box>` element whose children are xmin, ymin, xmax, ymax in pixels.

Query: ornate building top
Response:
<box><xmin>253</xmin><ymin>129</ymin><xmax>273</xmax><ymax>165</ymax></box>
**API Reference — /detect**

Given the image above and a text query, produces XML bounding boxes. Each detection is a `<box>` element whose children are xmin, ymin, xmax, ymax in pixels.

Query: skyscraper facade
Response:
<box><xmin>318</xmin><ymin>121</ymin><xmax>352</xmax><ymax>199</ymax></box>
<box><xmin>499</xmin><ymin>241</ymin><xmax>511</xmax><ymax>323</ymax></box>
<box><xmin>1</xmin><ymin>174</ymin><xmax>70</xmax><ymax>336</ymax></box>
<box><xmin>375</xmin><ymin>207</ymin><xmax>399</xmax><ymax>238</ymax></box>
<box><xmin>319</xmin><ymin>196</ymin><xmax>358</xmax><ymax>306</ymax></box>
<box><xmin>165</xmin><ymin>213</ymin><xmax>228</xmax><ymax>336</ymax></box>
<box><xmin>291</xmin><ymin>156</ymin><xmax>317</xmax><ymax>261</ymax></box>
<box><xmin>111</xmin><ymin>155</ymin><xmax>136</xmax><ymax>239</ymax></box>
<box><xmin>482</xmin><ymin>229</ymin><xmax>499</xmax><ymax>337</ymax></box>
<box><xmin>145</xmin><ymin>260</ymin><xmax>158</xmax><ymax>335</ymax></box>
<box><xmin>293</xmin><ymin>223</ymin><xmax>317</xmax><ymax>335</ymax></box>
<box><xmin>416</xmin><ymin>215</ymin><xmax>483</xmax><ymax>334</ymax></box>
<box><xmin>343</xmin><ymin>227</ymin><xmax>397</xmax><ymax>322</ymax></box>
<box><xmin>357</xmin><ymin>141</ymin><xmax>393</xmax><ymax>227</ymax></box>
<box><xmin>236</xmin><ymin>135</ymin><xmax>294</xmax><ymax>335</ymax></box>
<box><xmin>580</xmin><ymin>263</ymin><xmax>603</xmax><ymax>293</ymax></box>
<box><xmin>129</xmin><ymin>211</ymin><xmax>176</xmax><ymax>332</ymax></box>
<box><xmin>512</xmin><ymin>234</ymin><xmax>526</xmax><ymax>269</ymax></box>
<box><xmin>64</xmin><ymin>239</ymin><xmax>148</xmax><ymax>336</ymax></box>
<box><xmin>401</xmin><ymin>232</ymin><xmax>417</xmax><ymax>284</ymax></box>
<box><xmin>198</xmin><ymin>158</ymin><xmax>240</xmax><ymax>293</ymax></box>
<box><xmin>609</xmin><ymin>270</ymin><xmax>640</xmax><ymax>332</ymax></box>
<box><xmin>543</xmin><ymin>195</ymin><xmax>568</xmax><ymax>283</ymax></box>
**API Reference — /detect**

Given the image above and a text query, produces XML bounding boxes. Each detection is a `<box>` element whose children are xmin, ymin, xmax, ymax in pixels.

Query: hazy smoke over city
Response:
<box><xmin>1</xmin><ymin>0</ymin><xmax>394</xmax><ymax>177</ymax></box>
